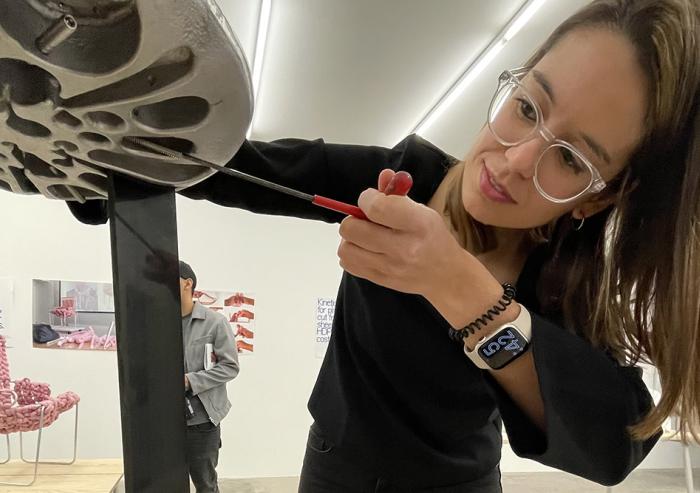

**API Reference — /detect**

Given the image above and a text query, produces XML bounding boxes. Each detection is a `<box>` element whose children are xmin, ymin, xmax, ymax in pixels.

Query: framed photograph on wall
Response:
<box><xmin>59</xmin><ymin>281</ymin><xmax>114</xmax><ymax>313</ymax></box>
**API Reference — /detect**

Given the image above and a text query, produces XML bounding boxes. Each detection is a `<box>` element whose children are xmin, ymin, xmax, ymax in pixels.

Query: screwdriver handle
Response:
<box><xmin>313</xmin><ymin>196</ymin><xmax>367</xmax><ymax>220</ymax></box>
<box><xmin>384</xmin><ymin>171</ymin><xmax>413</xmax><ymax>196</ymax></box>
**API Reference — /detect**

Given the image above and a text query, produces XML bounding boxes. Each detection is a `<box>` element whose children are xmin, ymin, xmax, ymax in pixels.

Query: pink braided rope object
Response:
<box><xmin>56</xmin><ymin>327</ymin><xmax>117</xmax><ymax>350</ymax></box>
<box><xmin>0</xmin><ymin>338</ymin><xmax>10</xmax><ymax>410</ymax></box>
<box><xmin>50</xmin><ymin>306</ymin><xmax>75</xmax><ymax>319</ymax></box>
<box><xmin>0</xmin><ymin>336</ymin><xmax>79</xmax><ymax>434</ymax></box>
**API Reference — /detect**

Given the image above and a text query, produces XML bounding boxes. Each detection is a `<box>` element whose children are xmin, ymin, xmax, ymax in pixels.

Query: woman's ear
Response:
<box><xmin>572</xmin><ymin>194</ymin><xmax>616</xmax><ymax>219</ymax></box>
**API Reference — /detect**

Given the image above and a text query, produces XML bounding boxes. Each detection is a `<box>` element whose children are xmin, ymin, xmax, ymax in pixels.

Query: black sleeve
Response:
<box><xmin>66</xmin><ymin>134</ymin><xmax>450</xmax><ymax>225</ymax></box>
<box><xmin>484</xmin><ymin>313</ymin><xmax>661</xmax><ymax>486</ymax></box>
<box><xmin>180</xmin><ymin>135</ymin><xmax>449</xmax><ymax>223</ymax></box>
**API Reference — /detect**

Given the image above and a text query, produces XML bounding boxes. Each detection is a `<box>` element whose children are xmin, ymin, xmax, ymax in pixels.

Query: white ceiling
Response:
<box><xmin>218</xmin><ymin>0</ymin><xmax>590</xmax><ymax>158</ymax></box>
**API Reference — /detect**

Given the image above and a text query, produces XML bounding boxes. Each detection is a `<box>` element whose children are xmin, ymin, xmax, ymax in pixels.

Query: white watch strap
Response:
<box><xmin>464</xmin><ymin>303</ymin><xmax>531</xmax><ymax>370</ymax></box>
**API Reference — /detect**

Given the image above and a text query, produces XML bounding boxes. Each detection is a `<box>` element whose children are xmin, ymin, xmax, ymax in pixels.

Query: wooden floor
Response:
<box><xmin>0</xmin><ymin>460</ymin><xmax>122</xmax><ymax>493</ymax></box>
<box><xmin>0</xmin><ymin>460</ymin><xmax>695</xmax><ymax>493</ymax></box>
<box><xmin>222</xmin><ymin>471</ymin><xmax>699</xmax><ymax>493</ymax></box>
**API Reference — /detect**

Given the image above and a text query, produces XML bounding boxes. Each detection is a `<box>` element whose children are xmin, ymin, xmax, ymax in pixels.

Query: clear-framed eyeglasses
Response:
<box><xmin>487</xmin><ymin>68</ymin><xmax>606</xmax><ymax>203</ymax></box>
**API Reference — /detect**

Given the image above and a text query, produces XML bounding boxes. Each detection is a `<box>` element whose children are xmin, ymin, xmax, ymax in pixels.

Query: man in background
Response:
<box><xmin>179</xmin><ymin>260</ymin><xmax>240</xmax><ymax>493</ymax></box>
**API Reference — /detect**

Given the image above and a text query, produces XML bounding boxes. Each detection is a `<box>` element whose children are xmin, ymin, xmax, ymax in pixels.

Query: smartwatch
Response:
<box><xmin>464</xmin><ymin>303</ymin><xmax>531</xmax><ymax>370</ymax></box>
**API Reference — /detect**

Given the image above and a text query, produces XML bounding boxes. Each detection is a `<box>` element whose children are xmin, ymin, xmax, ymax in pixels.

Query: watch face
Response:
<box><xmin>478</xmin><ymin>326</ymin><xmax>529</xmax><ymax>370</ymax></box>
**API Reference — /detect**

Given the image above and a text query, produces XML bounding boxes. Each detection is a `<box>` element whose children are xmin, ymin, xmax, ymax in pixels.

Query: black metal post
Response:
<box><xmin>107</xmin><ymin>173</ymin><xmax>189</xmax><ymax>493</ymax></box>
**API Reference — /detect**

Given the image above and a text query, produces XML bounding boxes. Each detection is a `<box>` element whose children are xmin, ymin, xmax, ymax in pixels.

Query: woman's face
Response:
<box><xmin>462</xmin><ymin>28</ymin><xmax>648</xmax><ymax>229</ymax></box>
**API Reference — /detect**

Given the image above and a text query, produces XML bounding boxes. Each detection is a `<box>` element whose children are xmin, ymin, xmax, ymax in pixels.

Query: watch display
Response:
<box><xmin>478</xmin><ymin>325</ymin><xmax>529</xmax><ymax>370</ymax></box>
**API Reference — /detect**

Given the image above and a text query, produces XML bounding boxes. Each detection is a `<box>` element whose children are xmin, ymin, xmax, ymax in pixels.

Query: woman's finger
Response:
<box><xmin>358</xmin><ymin>188</ymin><xmax>424</xmax><ymax>231</ymax></box>
<box><xmin>339</xmin><ymin>215</ymin><xmax>395</xmax><ymax>254</ymax></box>
<box><xmin>337</xmin><ymin>239</ymin><xmax>387</xmax><ymax>279</ymax></box>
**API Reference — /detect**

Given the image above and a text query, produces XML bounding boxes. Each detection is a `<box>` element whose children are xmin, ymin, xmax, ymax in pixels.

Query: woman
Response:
<box><xmin>72</xmin><ymin>0</ymin><xmax>700</xmax><ymax>491</ymax></box>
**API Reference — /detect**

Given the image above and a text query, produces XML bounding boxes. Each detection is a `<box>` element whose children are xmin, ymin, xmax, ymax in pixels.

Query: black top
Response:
<box><xmin>68</xmin><ymin>135</ymin><xmax>660</xmax><ymax>488</ymax></box>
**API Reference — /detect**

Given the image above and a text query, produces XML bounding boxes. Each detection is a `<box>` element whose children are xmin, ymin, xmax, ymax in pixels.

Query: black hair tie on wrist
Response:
<box><xmin>448</xmin><ymin>283</ymin><xmax>516</xmax><ymax>342</ymax></box>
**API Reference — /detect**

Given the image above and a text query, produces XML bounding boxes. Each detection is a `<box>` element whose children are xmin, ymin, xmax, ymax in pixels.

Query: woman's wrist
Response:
<box><xmin>424</xmin><ymin>249</ymin><xmax>510</xmax><ymax>331</ymax></box>
<box><xmin>462</xmin><ymin>301</ymin><xmax>521</xmax><ymax>352</ymax></box>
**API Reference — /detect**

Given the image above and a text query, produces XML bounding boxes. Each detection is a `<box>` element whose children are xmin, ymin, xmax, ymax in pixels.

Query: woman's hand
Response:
<box><xmin>338</xmin><ymin>191</ymin><xmax>454</xmax><ymax>297</ymax></box>
<box><xmin>337</xmin><ymin>170</ymin><xmax>506</xmax><ymax>330</ymax></box>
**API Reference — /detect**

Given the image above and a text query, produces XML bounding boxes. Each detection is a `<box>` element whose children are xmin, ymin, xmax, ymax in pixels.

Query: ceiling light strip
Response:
<box><xmin>412</xmin><ymin>0</ymin><xmax>547</xmax><ymax>136</ymax></box>
<box><xmin>248</xmin><ymin>0</ymin><xmax>272</xmax><ymax>138</ymax></box>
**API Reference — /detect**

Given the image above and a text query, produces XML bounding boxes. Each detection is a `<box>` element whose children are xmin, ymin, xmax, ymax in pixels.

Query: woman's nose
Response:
<box><xmin>503</xmin><ymin>138</ymin><xmax>543</xmax><ymax>179</ymax></box>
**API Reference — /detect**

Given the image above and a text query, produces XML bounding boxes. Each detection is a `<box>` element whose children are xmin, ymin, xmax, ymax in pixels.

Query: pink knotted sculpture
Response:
<box><xmin>0</xmin><ymin>335</ymin><xmax>79</xmax><ymax>433</ymax></box>
<box><xmin>0</xmin><ymin>334</ymin><xmax>80</xmax><ymax>486</ymax></box>
<box><xmin>49</xmin><ymin>306</ymin><xmax>74</xmax><ymax>320</ymax></box>
<box><xmin>50</xmin><ymin>305</ymin><xmax>75</xmax><ymax>327</ymax></box>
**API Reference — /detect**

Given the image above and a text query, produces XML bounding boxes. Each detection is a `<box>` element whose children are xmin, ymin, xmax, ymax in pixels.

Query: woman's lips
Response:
<box><xmin>479</xmin><ymin>164</ymin><xmax>517</xmax><ymax>204</ymax></box>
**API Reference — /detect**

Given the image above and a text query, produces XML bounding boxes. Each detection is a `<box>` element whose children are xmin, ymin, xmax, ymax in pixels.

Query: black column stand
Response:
<box><xmin>107</xmin><ymin>173</ymin><xmax>189</xmax><ymax>493</ymax></box>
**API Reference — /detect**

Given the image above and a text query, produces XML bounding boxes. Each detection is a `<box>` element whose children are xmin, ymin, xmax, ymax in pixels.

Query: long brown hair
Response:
<box><xmin>445</xmin><ymin>0</ymin><xmax>700</xmax><ymax>441</ymax></box>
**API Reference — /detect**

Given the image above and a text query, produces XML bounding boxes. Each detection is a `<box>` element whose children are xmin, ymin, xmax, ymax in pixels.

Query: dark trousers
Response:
<box><xmin>186</xmin><ymin>422</ymin><xmax>222</xmax><ymax>493</ymax></box>
<box><xmin>299</xmin><ymin>423</ymin><xmax>502</xmax><ymax>493</ymax></box>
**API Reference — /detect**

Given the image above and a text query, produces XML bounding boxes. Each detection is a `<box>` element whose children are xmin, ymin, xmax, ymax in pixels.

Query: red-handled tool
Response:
<box><xmin>125</xmin><ymin>137</ymin><xmax>413</xmax><ymax>220</ymax></box>
<box><xmin>313</xmin><ymin>171</ymin><xmax>413</xmax><ymax>218</ymax></box>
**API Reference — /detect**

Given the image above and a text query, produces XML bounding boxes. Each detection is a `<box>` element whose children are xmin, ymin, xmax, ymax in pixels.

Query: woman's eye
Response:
<box><xmin>559</xmin><ymin>148</ymin><xmax>586</xmax><ymax>174</ymax></box>
<box><xmin>516</xmin><ymin>98</ymin><xmax>537</xmax><ymax>122</ymax></box>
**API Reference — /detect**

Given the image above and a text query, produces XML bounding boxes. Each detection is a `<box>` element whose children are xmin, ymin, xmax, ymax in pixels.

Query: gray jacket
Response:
<box><xmin>184</xmin><ymin>301</ymin><xmax>240</xmax><ymax>425</ymax></box>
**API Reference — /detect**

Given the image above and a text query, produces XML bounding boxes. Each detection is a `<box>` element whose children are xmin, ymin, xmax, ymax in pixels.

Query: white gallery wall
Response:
<box><xmin>0</xmin><ymin>188</ymin><xmax>339</xmax><ymax>479</ymax></box>
<box><xmin>1</xmin><ymin>187</ymin><xmax>698</xmax><ymax>480</ymax></box>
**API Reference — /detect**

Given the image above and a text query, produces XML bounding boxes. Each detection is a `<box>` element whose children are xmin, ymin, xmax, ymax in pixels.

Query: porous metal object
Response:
<box><xmin>0</xmin><ymin>0</ymin><xmax>253</xmax><ymax>202</ymax></box>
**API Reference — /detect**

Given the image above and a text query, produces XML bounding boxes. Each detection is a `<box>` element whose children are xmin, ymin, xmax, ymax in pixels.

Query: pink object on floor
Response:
<box><xmin>0</xmin><ymin>336</ymin><xmax>79</xmax><ymax>434</ymax></box>
<box><xmin>56</xmin><ymin>328</ymin><xmax>117</xmax><ymax>350</ymax></box>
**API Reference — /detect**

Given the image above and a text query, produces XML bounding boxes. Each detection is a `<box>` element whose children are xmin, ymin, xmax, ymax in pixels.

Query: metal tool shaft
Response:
<box><xmin>126</xmin><ymin>137</ymin><xmax>314</xmax><ymax>201</ymax></box>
